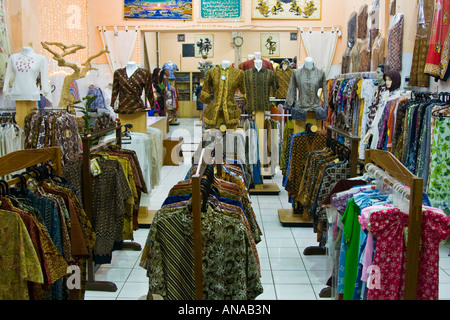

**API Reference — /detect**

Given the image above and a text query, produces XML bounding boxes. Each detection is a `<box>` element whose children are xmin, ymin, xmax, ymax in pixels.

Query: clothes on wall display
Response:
<box><xmin>387</xmin><ymin>13</ymin><xmax>405</xmax><ymax>71</ymax></box>
<box><xmin>0</xmin><ymin>0</ymin><xmax>10</xmax><ymax>88</ymax></box>
<box><xmin>3</xmin><ymin>48</ymin><xmax>52</xmax><ymax>102</ymax></box>
<box><xmin>200</xmin><ymin>65</ymin><xmax>246</xmax><ymax>128</ymax></box>
<box><xmin>87</xmin><ymin>84</ymin><xmax>107</xmax><ymax>110</ymax></box>
<box><xmin>409</xmin><ymin>0</ymin><xmax>435</xmax><ymax>87</ymax></box>
<box><xmin>424</xmin><ymin>0</ymin><xmax>450</xmax><ymax>81</ymax></box>
<box><xmin>140</xmin><ymin>164</ymin><xmax>263</xmax><ymax>300</ymax></box>
<box><xmin>244</xmin><ymin>67</ymin><xmax>278</xmax><ymax>113</ymax></box>
<box><xmin>110</xmin><ymin>67</ymin><xmax>153</xmax><ymax>114</ymax></box>
<box><xmin>285</xmin><ymin>66</ymin><xmax>328</xmax><ymax>122</ymax></box>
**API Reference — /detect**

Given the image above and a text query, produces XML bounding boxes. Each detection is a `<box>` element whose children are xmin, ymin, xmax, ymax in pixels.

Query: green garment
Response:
<box><xmin>341</xmin><ymin>198</ymin><xmax>361</xmax><ymax>300</ymax></box>
<box><xmin>244</xmin><ymin>67</ymin><xmax>278</xmax><ymax>112</ymax></box>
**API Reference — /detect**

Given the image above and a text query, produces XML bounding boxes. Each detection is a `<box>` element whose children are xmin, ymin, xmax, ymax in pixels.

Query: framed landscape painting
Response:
<box><xmin>252</xmin><ymin>0</ymin><xmax>321</xmax><ymax>20</ymax></box>
<box><xmin>124</xmin><ymin>0</ymin><xmax>193</xmax><ymax>20</ymax></box>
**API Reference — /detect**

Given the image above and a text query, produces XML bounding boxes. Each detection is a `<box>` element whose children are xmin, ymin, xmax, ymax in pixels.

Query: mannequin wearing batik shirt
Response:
<box><xmin>162</xmin><ymin>61</ymin><xmax>179</xmax><ymax>81</ymax></box>
<box><xmin>285</xmin><ymin>57</ymin><xmax>328</xmax><ymax>122</ymax></box>
<box><xmin>244</xmin><ymin>59</ymin><xmax>278</xmax><ymax>112</ymax></box>
<box><xmin>239</xmin><ymin>52</ymin><xmax>274</xmax><ymax>71</ymax></box>
<box><xmin>3</xmin><ymin>47</ymin><xmax>52</xmax><ymax>102</ymax></box>
<box><xmin>110</xmin><ymin>61</ymin><xmax>153</xmax><ymax>114</ymax></box>
<box><xmin>200</xmin><ymin>60</ymin><xmax>246</xmax><ymax>128</ymax></box>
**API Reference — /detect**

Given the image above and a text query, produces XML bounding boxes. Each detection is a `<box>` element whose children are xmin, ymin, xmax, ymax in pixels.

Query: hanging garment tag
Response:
<box><xmin>90</xmin><ymin>158</ymin><xmax>102</xmax><ymax>177</ymax></box>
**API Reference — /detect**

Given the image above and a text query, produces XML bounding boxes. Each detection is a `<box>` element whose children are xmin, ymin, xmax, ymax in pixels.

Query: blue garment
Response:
<box><xmin>251</xmin><ymin>120</ymin><xmax>263</xmax><ymax>186</ymax></box>
<box><xmin>87</xmin><ymin>85</ymin><xmax>107</xmax><ymax>109</ymax></box>
<box><xmin>163</xmin><ymin>63</ymin><xmax>179</xmax><ymax>81</ymax></box>
<box><xmin>162</xmin><ymin>194</ymin><xmax>245</xmax><ymax>214</ymax></box>
<box><xmin>282</xmin><ymin>132</ymin><xmax>307</xmax><ymax>187</ymax></box>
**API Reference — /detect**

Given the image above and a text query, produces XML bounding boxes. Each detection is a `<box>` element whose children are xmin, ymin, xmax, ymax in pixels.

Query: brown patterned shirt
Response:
<box><xmin>111</xmin><ymin>67</ymin><xmax>154</xmax><ymax>114</ymax></box>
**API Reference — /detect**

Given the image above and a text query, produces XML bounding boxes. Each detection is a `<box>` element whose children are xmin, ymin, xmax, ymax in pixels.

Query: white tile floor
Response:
<box><xmin>85</xmin><ymin>118</ymin><xmax>450</xmax><ymax>300</ymax></box>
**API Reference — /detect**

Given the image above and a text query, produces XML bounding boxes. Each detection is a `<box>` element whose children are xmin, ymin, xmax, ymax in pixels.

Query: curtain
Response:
<box><xmin>99</xmin><ymin>26</ymin><xmax>139</xmax><ymax>73</ymax></box>
<box><xmin>300</xmin><ymin>29</ymin><xmax>338</xmax><ymax>78</ymax></box>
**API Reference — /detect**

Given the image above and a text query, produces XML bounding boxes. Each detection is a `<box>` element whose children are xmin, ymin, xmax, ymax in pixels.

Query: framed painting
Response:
<box><xmin>199</xmin><ymin>0</ymin><xmax>243</xmax><ymax>21</ymax></box>
<box><xmin>123</xmin><ymin>0</ymin><xmax>193</xmax><ymax>20</ymax></box>
<box><xmin>252</xmin><ymin>0</ymin><xmax>322</xmax><ymax>20</ymax></box>
<box><xmin>195</xmin><ymin>34</ymin><xmax>214</xmax><ymax>58</ymax></box>
<box><xmin>261</xmin><ymin>33</ymin><xmax>280</xmax><ymax>58</ymax></box>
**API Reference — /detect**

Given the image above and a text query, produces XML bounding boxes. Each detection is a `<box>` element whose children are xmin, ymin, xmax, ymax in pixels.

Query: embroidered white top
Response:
<box><xmin>3</xmin><ymin>48</ymin><xmax>51</xmax><ymax>102</ymax></box>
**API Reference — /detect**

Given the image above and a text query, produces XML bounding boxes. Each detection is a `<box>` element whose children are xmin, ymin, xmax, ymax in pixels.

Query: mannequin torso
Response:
<box><xmin>254</xmin><ymin>59</ymin><xmax>263</xmax><ymax>71</ymax></box>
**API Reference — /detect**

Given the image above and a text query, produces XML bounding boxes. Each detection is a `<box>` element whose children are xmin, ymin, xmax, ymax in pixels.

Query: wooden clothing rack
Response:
<box><xmin>0</xmin><ymin>147</ymin><xmax>62</xmax><ymax>183</ymax></box>
<box><xmin>365</xmin><ymin>149</ymin><xmax>423</xmax><ymax>300</ymax></box>
<box><xmin>81</xmin><ymin>123</ymin><xmax>142</xmax><ymax>293</ymax></box>
<box><xmin>326</xmin><ymin>125</ymin><xmax>361</xmax><ymax>178</ymax></box>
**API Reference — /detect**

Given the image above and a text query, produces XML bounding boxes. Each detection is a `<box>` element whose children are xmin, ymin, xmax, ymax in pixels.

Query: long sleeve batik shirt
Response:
<box><xmin>110</xmin><ymin>67</ymin><xmax>154</xmax><ymax>114</ymax></box>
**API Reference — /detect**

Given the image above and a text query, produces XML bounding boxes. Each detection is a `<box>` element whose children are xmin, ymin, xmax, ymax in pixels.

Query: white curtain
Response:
<box><xmin>300</xmin><ymin>28</ymin><xmax>338</xmax><ymax>78</ymax></box>
<box><xmin>99</xmin><ymin>26</ymin><xmax>139</xmax><ymax>73</ymax></box>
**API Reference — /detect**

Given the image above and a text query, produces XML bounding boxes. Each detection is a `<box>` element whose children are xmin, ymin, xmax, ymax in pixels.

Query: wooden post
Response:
<box><xmin>15</xmin><ymin>100</ymin><xmax>37</xmax><ymax>129</ymax></box>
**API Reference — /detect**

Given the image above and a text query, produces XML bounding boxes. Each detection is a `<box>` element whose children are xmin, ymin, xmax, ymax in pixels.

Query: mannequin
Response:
<box><xmin>200</xmin><ymin>61</ymin><xmax>245</xmax><ymax>128</ymax></box>
<box><xmin>222</xmin><ymin>60</ymin><xmax>232</xmax><ymax>69</ymax></box>
<box><xmin>304</xmin><ymin>57</ymin><xmax>314</xmax><ymax>69</ymax></box>
<box><xmin>285</xmin><ymin>57</ymin><xmax>328</xmax><ymax>131</ymax></box>
<box><xmin>111</xmin><ymin>61</ymin><xmax>153</xmax><ymax>133</ymax></box>
<box><xmin>254</xmin><ymin>59</ymin><xmax>263</xmax><ymax>71</ymax></box>
<box><xmin>239</xmin><ymin>52</ymin><xmax>274</xmax><ymax>71</ymax></box>
<box><xmin>163</xmin><ymin>60</ymin><xmax>179</xmax><ymax>81</ymax></box>
<box><xmin>383</xmin><ymin>69</ymin><xmax>401</xmax><ymax>92</ymax></box>
<box><xmin>276</xmin><ymin>59</ymin><xmax>293</xmax><ymax>99</ymax></box>
<box><xmin>126</xmin><ymin>61</ymin><xmax>139</xmax><ymax>78</ymax></box>
<box><xmin>3</xmin><ymin>46</ymin><xmax>52</xmax><ymax>128</ymax></box>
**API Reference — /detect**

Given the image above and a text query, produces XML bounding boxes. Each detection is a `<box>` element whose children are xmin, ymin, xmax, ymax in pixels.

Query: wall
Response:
<box><xmin>87</xmin><ymin>0</ymin><xmax>346</xmax><ymax>69</ymax></box>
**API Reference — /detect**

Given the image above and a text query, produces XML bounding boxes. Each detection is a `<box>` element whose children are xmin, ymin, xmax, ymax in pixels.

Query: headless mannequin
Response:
<box><xmin>222</xmin><ymin>60</ymin><xmax>231</xmax><ymax>69</ymax></box>
<box><xmin>254</xmin><ymin>59</ymin><xmax>263</xmax><ymax>71</ymax></box>
<box><xmin>254</xmin><ymin>52</ymin><xmax>262</xmax><ymax>61</ymax></box>
<box><xmin>304</xmin><ymin>57</ymin><xmax>314</xmax><ymax>70</ymax></box>
<box><xmin>248</xmin><ymin>54</ymin><xmax>255</xmax><ymax>61</ymax></box>
<box><xmin>22</xmin><ymin>46</ymin><xmax>33</xmax><ymax>55</ymax></box>
<box><xmin>126</xmin><ymin>61</ymin><xmax>139</xmax><ymax>78</ymax></box>
<box><xmin>283</xmin><ymin>63</ymin><xmax>288</xmax><ymax>71</ymax></box>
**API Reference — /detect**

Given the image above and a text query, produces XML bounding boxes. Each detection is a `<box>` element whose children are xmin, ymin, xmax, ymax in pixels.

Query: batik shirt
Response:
<box><xmin>275</xmin><ymin>68</ymin><xmax>293</xmax><ymax>99</ymax></box>
<box><xmin>162</xmin><ymin>63</ymin><xmax>179</xmax><ymax>81</ymax></box>
<box><xmin>244</xmin><ymin>67</ymin><xmax>278</xmax><ymax>112</ymax></box>
<box><xmin>200</xmin><ymin>66</ymin><xmax>246</xmax><ymax>128</ymax></box>
<box><xmin>140</xmin><ymin>204</ymin><xmax>263</xmax><ymax>300</ymax></box>
<box><xmin>111</xmin><ymin>67</ymin><xmax>153</xmax><ymax>114</ymax></box>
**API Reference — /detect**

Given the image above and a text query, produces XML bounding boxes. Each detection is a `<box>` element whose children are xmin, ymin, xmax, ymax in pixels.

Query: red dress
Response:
<box><xmin>424</xmin><ymin>0</ymin><xmax>450</xmax><ymax>79</ymax></box>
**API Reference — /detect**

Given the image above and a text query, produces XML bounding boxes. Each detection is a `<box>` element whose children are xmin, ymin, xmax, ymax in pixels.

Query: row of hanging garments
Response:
<box><xmin>0</xmin><ymin>111</ymin><xmax>24</xmax><ymax>161</ymax></box>
<box><xmin>139</xmin><ymin>163</ymin><xmax>263</xmax><ymax>300</ymax></box>
<box><xmin>62</xmin><ymin>144</ymin><xmax>146</xmax><ymax>265</ymax></box>
<box><xmin>0</xmin><ymin>165</ymin><xmax>96</xmax><ymax>300</ymax></box>
<box><xmin>100</xmin><ymin>127</ymin><xmax>162</xmax><ymax>206</ymax></box>
<box><xmin>323</xmin><ymin>166</ymin><xmax>450</xmax><ymax>300</ymax></box>
<box><xmin>23</xmin><ymin>110</ymin><xmax>81</xmax><ymax>165</ymax></box>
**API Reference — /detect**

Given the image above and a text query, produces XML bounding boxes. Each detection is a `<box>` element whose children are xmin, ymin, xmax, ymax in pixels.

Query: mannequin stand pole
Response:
<box><xmin>15</xmin><ymin>101</ymin><xmax>37</xmax><ymax>129</ymax></box>
<box><xmin>278</xmin><ymin>112</ymin><xmax>321</xmax><ymax>227</ymax></box>
<box><xmin>249</xmin><ymin>110</ymin><xmax>280</xmax><ymax>195</ymax></box>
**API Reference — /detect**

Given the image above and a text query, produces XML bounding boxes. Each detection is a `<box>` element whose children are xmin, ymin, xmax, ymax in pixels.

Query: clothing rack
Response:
<box><xmin>81</xmin><ymin>123</ymin><xmax>142</xmax><ymax>292</ymax></box>
<box><xmin>0</xmin><ymin>147</ymin><xmax>62</xmax><ymax>183</ymax></box>
<box><xmin>326</xmin><ymin>126</ymin><xmax>361</xmax><ymax>177</ymax></box>
<box><xmin>364</xmin><ymin>149</ymin><xmax>423</xmax><ymax>300</ymax></box>
<box><xmin>334</xmin><ymin>72</ymin><xmax>378</xmax><ymax>80</ymax></box>
<box><xmin>190</xmin><ymin>148</ymin><xmax>214</xmax><ymax>300</ymax></box>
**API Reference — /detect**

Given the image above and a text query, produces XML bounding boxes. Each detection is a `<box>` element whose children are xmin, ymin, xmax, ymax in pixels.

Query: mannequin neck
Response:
<box><xmin>304</xmin><ymin>58</ymin><xmax>314</xmax><ymax>70</ymax></box>
<box><xmin>254</xmin><ymin>60</ymin><xmax>263</xmax><ymax>71</ymax></box>
<box><xmin>126</xmin><ymin>62</ymin><xmax>138</xmax><ymax>77</ymax></box>
<box><xmin>22</xmin><ymin>47</ymin><xmax>34</xmax><ymax>55</ymax></box>
<box><xmin>254</xmin><ymin>52</ymin><xmax>262</xmax><ymax>60</ymax></box>
<box><xmin>222</xmin><ymin>60</ymin><xmax>231</xmax><ymax>69</ymax></box>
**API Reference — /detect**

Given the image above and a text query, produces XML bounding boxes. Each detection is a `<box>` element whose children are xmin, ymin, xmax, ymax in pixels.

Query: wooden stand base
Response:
<box><xmin>84</xmin><ymin>280</ymin><xmax>118</xmax><ymax>292</ymax></box>
<box><xmin>138</xmin><ymin>208</ymin><xmax>157</xmax><ymax>228</ymax></box>
<box><xmin>119</xmin><ymin>112</ymin><xmax>147</xmax><ymax>134</ymax></box>
<box><xmin>250</xmin><ymin>183</ymin><xmax>280</xmax><ymax>195</ymax></box>
<box><xmin>278</xmin><ymin>209</ymin><xmax>313</xmax><ymax>227</ymax></box>
<box><xmin>303</xmin><ymin>246</ymin><xmax>327</xmax><ymax>255</ymax></box>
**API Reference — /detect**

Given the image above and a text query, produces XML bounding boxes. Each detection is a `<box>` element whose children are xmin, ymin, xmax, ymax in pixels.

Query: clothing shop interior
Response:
<box><xmin>1</xmin><ymin>0</ymin><xmax>450</xmax><ymax>303</ymax></box>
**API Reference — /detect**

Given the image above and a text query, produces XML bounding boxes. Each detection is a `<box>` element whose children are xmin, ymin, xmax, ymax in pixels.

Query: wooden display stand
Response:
<box><xmin>15</xmin><ymin>100</ymin><xmax>37</xmax><ymax>129</ymax></box>
<box><xmin>119</xmin><ymin>111</ymin><xmax>148</xmax><ymax>134</ymax></box>
<box><xmin>163</xmin><ymin>137</ymin><xmax>184</xmax><ymax>166</ymax></box>
<box><xmin>278</xmin><ymin>112</ymin><xmax>321</xmax><ymax>227</ymax></box>
<box><xmin>249</xmin><ymin>110</ymin><xmax>280</xmax><ymax>195</ymax></box>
